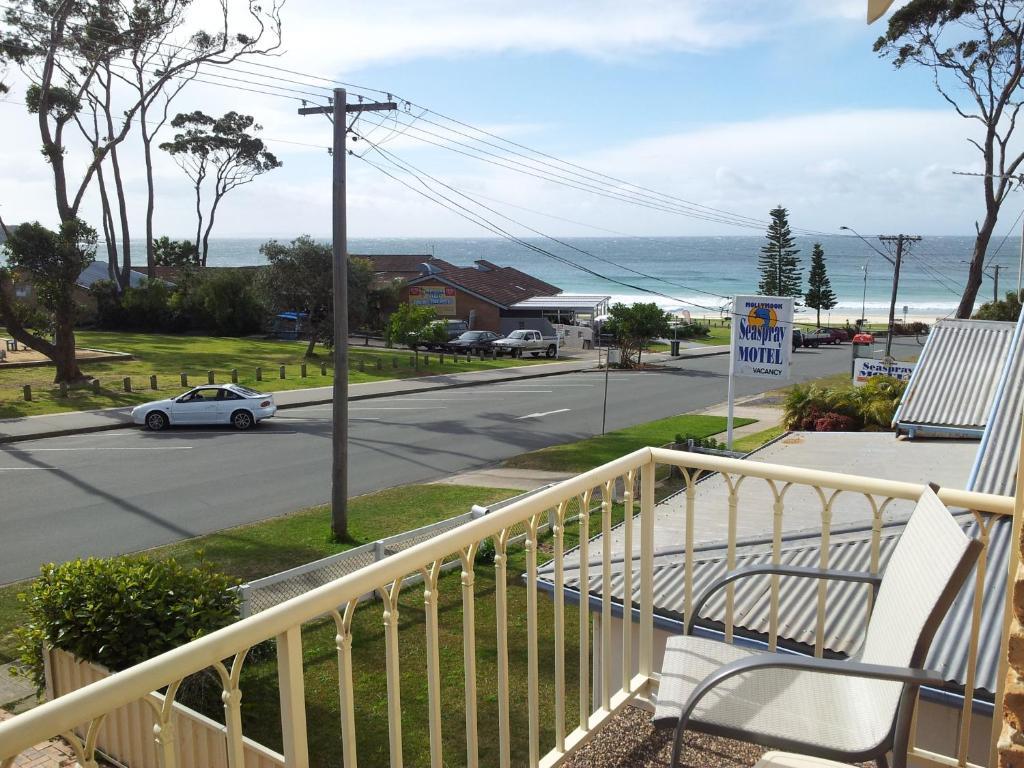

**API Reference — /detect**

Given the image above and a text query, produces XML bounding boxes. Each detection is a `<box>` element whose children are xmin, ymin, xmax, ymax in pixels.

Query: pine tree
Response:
<box><xmin>804</xmin><ymin>242</ymin><xmax>838</xmax><ymax>326</ymax></box>
<box><xmin>758</xmin><ymin>206</ymin><xmax>802</xmax><ymax>298</ymax></box>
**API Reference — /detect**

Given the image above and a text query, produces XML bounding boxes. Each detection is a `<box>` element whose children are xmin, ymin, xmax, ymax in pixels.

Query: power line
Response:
<box><xmin>354</xmin><ymin>151</ymin><xmax>729</xmax><ymax>314</ymax></box>
<box><xmin>358</xmin><ymin>134</ymin><xmax>731</xmax><ymax>302</ymax></box>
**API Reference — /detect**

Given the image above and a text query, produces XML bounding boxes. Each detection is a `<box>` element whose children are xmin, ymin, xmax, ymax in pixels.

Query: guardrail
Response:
<box><xmin>0</xmin><ymin>447</ymin><xmax>1014</xmax><ymax>768</ymax></box>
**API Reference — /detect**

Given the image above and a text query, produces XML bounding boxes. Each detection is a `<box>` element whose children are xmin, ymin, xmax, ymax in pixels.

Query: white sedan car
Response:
<box><xmin>131</xmin><ymin>384</ymin><xmax>277</xmax><ymax>431</ymax></box>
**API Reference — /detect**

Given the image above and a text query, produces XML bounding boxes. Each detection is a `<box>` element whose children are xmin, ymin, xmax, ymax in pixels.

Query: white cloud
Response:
<box><xmin>277</xmin><ymin>0</ymin><xmax>765</xmax><ymax>75</ymax></box>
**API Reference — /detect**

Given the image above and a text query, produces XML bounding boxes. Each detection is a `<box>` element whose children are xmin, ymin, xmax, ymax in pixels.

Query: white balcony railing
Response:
<box><xmin>0</xmin><ymin>446</ymin><xmax>1017</xmax><ymax>768</ymax></box>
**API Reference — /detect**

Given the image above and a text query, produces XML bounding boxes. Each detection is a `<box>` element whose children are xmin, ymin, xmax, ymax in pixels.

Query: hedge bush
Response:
<box><xmin>15</xmin><ymin>554</ymin><xmax>239</xmax><ymax>692</ymax></box>
<box><xmin>783</xmin><ymin>376</ymin><xmax>906</xmax><ymax>432</ymax></box>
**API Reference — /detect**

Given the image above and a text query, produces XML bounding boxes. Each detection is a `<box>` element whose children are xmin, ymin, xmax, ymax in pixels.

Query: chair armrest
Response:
<box><xmin>685</xmin><ymin>564</ymin><xmax>883</xmax><ymax>635</ymax></box>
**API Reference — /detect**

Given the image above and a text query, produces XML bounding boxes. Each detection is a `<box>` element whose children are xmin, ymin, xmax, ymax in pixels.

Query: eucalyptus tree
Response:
<box><xmin>875</xmin><ymin>0</ymin><xmax>1024</xmax><ymax>317</ymax></box>
<box><xmin>0</xmin><ymin>0</ymin><xmax>283</xmax><ymax>379</ymax></box>
<box><xmin>161</xmin><ymin>110</ymin><xmax>281</xmax><ymax>265</ymax></box>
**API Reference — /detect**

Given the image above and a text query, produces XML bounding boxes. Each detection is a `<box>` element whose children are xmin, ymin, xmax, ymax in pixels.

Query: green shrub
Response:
<box><xmin>674</xmin><ymin>432</ymin><xmax>727</xmax><ymax>451</ymax></box>
<box><xmin>675</xmin><ymin>322</ymin><xmax>710</xmax><ymax>340</ymax></box>
<box><xmin>973</xmin><ymin>291</ymin><xmax>1021</xmax><ymax>321</ymax></box>
<box><xmin>15</xmin><ymin>554</ymin><xmax>239</xmax><ymax>692</ymax></box>
<box><xmin>783</xmin><ymin>376</ymin><xmax>906</xmax><ymax>432</ymax></box>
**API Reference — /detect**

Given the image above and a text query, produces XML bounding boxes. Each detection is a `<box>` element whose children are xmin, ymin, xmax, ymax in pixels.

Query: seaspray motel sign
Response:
<box><xmin>731</xmin><ymin>295</ymin><xmax>794</xmax><ymax>380</ymax></box>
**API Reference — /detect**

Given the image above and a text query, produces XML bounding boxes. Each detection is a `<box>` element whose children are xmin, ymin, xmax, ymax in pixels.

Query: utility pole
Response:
<box><xmin>860</xmin><ymin>262</ymin><xmax>868</xmax><ymax>325</ymax></box>
<box><xmin>298</xmin><ymin>88</ymin><xmax>396</xmax><ymax>540</ymax></box>
<box><xmin>993</xmin><ymin>263</ymin><xmax>1001</xmax><ymax>302</ymax></box>
<box><xmin>878</xmin><ymin>234</ymin><xmax>921</xmax><ymax>359</ymax></box>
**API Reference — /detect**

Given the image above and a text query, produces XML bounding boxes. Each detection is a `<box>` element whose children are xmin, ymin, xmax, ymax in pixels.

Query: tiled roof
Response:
<box><xmin>361</xmin><ymin>254</ymin><xmax>455</xmax><ymax>276</ymax></box>
<box><xmin>409</xmin><ymin>264</ymin><xmax>560</xmax><ymax>308</ymax></box>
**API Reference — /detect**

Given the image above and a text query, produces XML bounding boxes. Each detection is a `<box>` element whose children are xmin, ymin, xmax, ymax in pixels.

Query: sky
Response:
<box><xmin>0</xmin><ymin>0</ymin><xmax>1014</xmax><ymax>240</ymax></box>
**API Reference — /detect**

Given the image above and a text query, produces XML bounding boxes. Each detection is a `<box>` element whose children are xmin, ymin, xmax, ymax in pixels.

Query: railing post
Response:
<box><xmin>639</xmin><ymin>455</ymin><xmax>655</xmax><ymax>689</ymax></box>
<box><xmin>277</xmin><ymin>626</ymin><xmax>310</xmax><ymax>768</ymax></box>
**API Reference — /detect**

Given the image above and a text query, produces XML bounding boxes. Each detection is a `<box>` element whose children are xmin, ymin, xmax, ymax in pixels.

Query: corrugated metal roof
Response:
<box><xmin>508</xmin><ymin>294</ymin><xmax>611</xmax><ymax>312</ymax></box>
<box><xmin>970</xmin><ymin>313</ymin><xmax>1024</xmax><ymax>496</ymax></box>
<box><xmin>542</xmin><ymin>512</ymin><xmax>1009</xmax><ymax>698</ymax></box>
<box><xmin>894</xmin><ymin>319</ymin><xmax>1015</xmax><ymax>433</ymax></box>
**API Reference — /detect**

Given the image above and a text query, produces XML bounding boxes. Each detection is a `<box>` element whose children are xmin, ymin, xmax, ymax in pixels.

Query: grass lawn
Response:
<box><xmin>686</xmin><ymin>325</ymin><xmax>731</xmax><ymax>345</ymax></box>
<box><xmin>733</xmin><ymin>425</ymin><xmax>787</xmax><ymax>454</ymax></box>
<box><xmin>503</xmin><ymin>413</ymin><xmax>754</xmax><ymax>473</ymax></box>
<box><xmin>0</xmin><ymin>331</ymin><xmax>546</xmax><ymax>418</ymax></box>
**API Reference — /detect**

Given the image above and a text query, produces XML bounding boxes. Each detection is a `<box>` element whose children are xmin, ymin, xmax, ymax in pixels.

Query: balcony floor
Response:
<box><xmin>564</xmin><ymin>705</ymin><xmax>780</xmax><ymax>768</ymax></box>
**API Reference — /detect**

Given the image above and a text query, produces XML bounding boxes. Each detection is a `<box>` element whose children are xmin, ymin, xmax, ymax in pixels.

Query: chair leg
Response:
<box><xmin>876</xmin><ymin>754</ymin><xmax>889</xmax><ymax>768</ymax></box>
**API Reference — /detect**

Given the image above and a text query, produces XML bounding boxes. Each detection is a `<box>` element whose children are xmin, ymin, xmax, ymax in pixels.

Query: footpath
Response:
<box><xmin>0</xmin><ymin>345</ymin><xmax>730</xmax><ymax>444</ymax></box>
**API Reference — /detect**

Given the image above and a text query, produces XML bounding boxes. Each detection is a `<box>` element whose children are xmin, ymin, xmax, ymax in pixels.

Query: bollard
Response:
<box><xmin>22</xmin><ymin>384</ymin><xmax>31</xmax><ymax>401</ymax></box>
<box><xmin>440</xmin><ymin>353</ymin><xmax>445</xmax><ymax>365</ymax></box>
<box><xmin>207</xmin><ymin>370</ymin><xmax>215</xmax><ymax>384</ymax></box>
<box><xmin>91</xmin><ymin>378</ymin><xmax>100</xmax><ymax>393</ymax></box>
<box><xmin>409</xmin><ymin>355</ymin><xmax>415</xmax><ymax>367</ymax></box>
<box><xmin>466</xmin><ymin>352</ymin><xmax>471</xmax><ymax>363</ymax></box>
<box><xmin>301</xmin><ymin>363</ymin><xmax>307</xmax><ymax>378</ymax></box>
<box><xmin>58</xmin><ymin>383</ymin><xmax>68</xmax><ymax>398</ymax></box>
<box><xmin>321</xmin><ymin>361</ymin><xmax>327</xmax><ymax>376</ymax></box>
<box><xmin>392</xmin><ymin>357</ymin><xmax>398</xmax><ymax>369</ymax></box>
<box><xmin>479</xmin><ymin>352</ymin><xmax>484</xmax><ymax>361</ymax></box>
<box><xmin>123</xmin><ymin>377</ymin><xmax>132</xmax><ymax>393</ymax></box>
<box><xmin>358</xmin><ymin>359</ymin><xmax>365</xmax><ymax>372</ymax></box>
<box><xmin>375</xmin><ymin>357</ymin><xmax>382</xmax><ymax>371</ymax></box>
<box><xmin>180</xmin><ymin>372</ymin><xmax>188</xmax><ymax>387</ymax></box>
<box><xmin>256</xmin><ymin>367</ymin><xmax>263</xmax><ymax>382</ymax></box>
<box><xmin>279</xmin><ymin>365</ymin><xmax>286</xmax><ymax>379</ymax></box>
<box><xmin>231</xmin><ymin>369</ymin><xmax>238</xmax><ymax>384</ymax></box>
<box><xmin>424</xmin><ymin>354</ymin><xmax>430</xmax><ymax>366</ymax></box>
<box><xmin>150</xmin><ymin>374</ymin><xmax>158</xmax><ymax>390</ymax></box>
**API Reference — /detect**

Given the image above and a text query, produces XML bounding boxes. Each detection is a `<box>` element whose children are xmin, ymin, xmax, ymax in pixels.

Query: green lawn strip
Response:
<box><xmin>0</xmin><ymin>330</ymin><xmax>545</xmax><ymax>418</ymax></box>
<box><xmin>686</xmin><ymin>325</ymin><xmax>731</xmax><ymax>345</ymax></box>
<box><xmin>503</xmin><ymin>414</ymin><xmax>755</xmax><ymax>473</ymax></box>
<box><xmin>0</xmin><ymin>485</ymin><xmax>518</xmax><ymax>663</ymax></box>
<box><xmin>732</xmin><ymin>425</ymin><xmax>787</xmax><ymax>454</ymax></box>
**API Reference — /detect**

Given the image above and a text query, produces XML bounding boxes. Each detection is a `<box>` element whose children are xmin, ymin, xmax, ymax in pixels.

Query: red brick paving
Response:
<box><xmin>0</xmin><ymin>710</ymin><xmax>79</xmax><ymax>768</ymax></box>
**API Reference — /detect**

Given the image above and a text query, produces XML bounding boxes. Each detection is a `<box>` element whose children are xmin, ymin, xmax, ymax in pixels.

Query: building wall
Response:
<box><xmin>593</xmin><ymin>613</ymin><xmax>994</xmax><ymax>766</ymax></box>
<box><xmin>400</xmin><ymin>279</ymin><xmax>502</xmax><ymax>330</ymax></box>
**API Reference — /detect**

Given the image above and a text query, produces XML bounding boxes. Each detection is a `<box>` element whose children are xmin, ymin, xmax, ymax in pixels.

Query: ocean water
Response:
<box><xmin>192</xmin><ymin>235</ymin><xmax>1021</xmax><ymax>320</ymax></box>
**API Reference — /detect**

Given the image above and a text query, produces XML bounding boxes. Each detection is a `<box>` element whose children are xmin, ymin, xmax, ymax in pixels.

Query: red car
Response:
<box><xmin>820</xmin><ymin>328</ymin><xmax>848</xmax><ymax>344</ymax></box>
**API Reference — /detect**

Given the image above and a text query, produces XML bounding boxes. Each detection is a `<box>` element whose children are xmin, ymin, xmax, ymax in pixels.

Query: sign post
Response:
<box><xmin>727</xmin><ymin>295</ymin><xmax>794</xmax><ymax>449</ymax></box>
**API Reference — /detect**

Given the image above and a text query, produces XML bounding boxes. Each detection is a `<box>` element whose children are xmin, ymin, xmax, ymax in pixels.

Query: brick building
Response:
<box><xmin>400</xmin><ymin>259</ymin><xmax>560</xmax><ymax>331</ymax></box>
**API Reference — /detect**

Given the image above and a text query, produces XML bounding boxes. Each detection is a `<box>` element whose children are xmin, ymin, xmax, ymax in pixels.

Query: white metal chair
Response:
<box><xmin>652</xmin><ymin>485</ymin><xmax>981</xmax><ymax>768</ymax></box>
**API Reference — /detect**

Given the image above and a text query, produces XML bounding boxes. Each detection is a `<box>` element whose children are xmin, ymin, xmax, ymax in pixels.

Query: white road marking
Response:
<box><xmin>0</xmin><ymin>467</ymin><xmax>58</xmax><ymax>471</ymax></box>
<box><xmin>515</xmin><ymin>408</ymin><xmax>571</xmax><ymax>420</ymax></box>
<box><xmin>478</xmin><ymin>389</ymin><xmax>553</xmax><ymax>393</ymax></box>
<box><xmin>350</xmin><ymin>406</ymin><xmax>448</xmax><ymax>410</ymax></box>
<box><xmin>7</xmin><ymin>446</ymin><xmax>193</xmax><ymax>452</ymax></box>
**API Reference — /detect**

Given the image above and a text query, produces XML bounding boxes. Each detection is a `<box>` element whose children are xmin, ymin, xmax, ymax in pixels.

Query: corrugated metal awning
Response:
<box><xmin>894</xmin><ymin>319</ymin><xmax>1015</xmax><ymax>435</ymax></box>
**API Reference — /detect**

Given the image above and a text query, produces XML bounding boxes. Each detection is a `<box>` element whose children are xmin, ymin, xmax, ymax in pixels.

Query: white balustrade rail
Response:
<box><xmin>0</xmin><ymin>446</ymin><xmax>1015</xmax><ymax>768</ymax></box>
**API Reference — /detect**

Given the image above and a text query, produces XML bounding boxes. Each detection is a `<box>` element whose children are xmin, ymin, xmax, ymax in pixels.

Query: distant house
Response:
<box><xmin>359</xmin><ymin>254</ymin><xmax>455</xmax><ymax>285</ymax></box>
<box><xmin>401</xmin><ymin>259</ymin><xmax>561</xmax><ymax>331</ymax></box>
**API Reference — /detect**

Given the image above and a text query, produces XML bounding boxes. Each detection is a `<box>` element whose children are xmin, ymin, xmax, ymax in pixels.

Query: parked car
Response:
<box><xmin>131</xmin><ymin>384</ymin><xmax>276</xmax><ymax>431</ymax></box>
<box><xmin>801</xmin><ymin>329</ymin><xmax>832</xmax><ymax>348</ymax></box>
<box><xmin>792</xmin><ymin>329</ymin><xmax>804</xmax><ymax>350</ymax></box>
<box><xmin>819</xmin><ymin>328</ymin><xmax>848</xmax><ymax>344</ymax></box>
<box><xmin>492</xmin><ymin>329</ymin><xmax>558</xmax><ymax>358</ymax></box>
<box><xmin>446</xmin><ymin>330</ymin><xmax>503</xmax><ymax>353</ymax></box>
<box><xmin>411</xmin><ymin>319</ymin><xmax>470</xmax><ymax>351</ymax></box>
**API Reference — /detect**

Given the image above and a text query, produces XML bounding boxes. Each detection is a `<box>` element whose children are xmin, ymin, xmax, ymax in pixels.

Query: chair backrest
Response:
<box><xmin>858</xmin><ymin>486</ymin><xmax>982</xmax><ymax>669</ymax></box>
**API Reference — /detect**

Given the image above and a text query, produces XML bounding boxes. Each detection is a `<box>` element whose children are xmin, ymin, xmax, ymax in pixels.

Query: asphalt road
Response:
<box><xmin>0</xmin><ymin>341</ymin><xmax>923</xmax><ymax>583</ymax></box>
